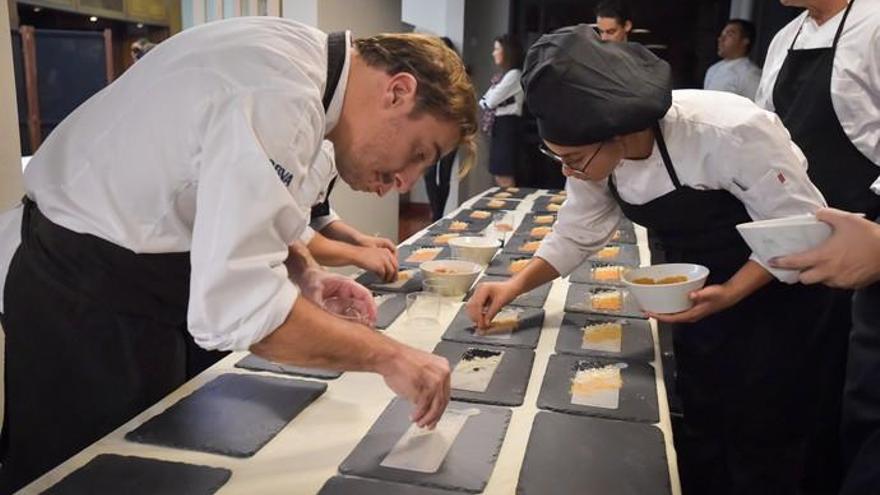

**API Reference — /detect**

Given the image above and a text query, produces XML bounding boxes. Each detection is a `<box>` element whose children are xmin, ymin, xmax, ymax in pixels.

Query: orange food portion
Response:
<box><xmin>591</xmin><ymin>291</ymin><xmax>622</xmax><ymax>311</ymax></box>
<box><xmin>432</xmin><ymin>266</ymin><xmax>466</xmax><ymax>275</ymax></box>
<box><xmin>530</xmin><ymin>226</ymin><xmax>553</xmax><ymax>238</ymax></box>
<box><xmin>509</xmin><ymin>259</ymin><xmax>530</xmax><ymax>273</ymax></box>
<box><xmin>535</xmin><ymin>215</ymin><xmax>555</xmax><ymax>224</ymax></box>
<box><xmin>595</xmin><ymin>246</ymin><xmax>620</xmax><ymax>260</ymax></box>
<box><xmin>521</xmin><ymin>241</ymin><xmax>542</xmax><ymax>253</ymax></box>
<box><xmin>470</xmin><ymin>210</ymin><xmax>492</xmax><ymax>219</ymax></box>
<box><xmin>477</xmin><ymin>311</ymin><xmax>519</xmax><ymax>335</ymax></box>
<box><xmin>493</xmin><ymin>192</ymin><xmax>512</xmax><ymax>198</ymax></box>
<box><xmin>593</xmin><ymin>265</ymin><xmax>623</xmax><ymax>281</ymax></box>
<box><xmin>433</xmin><ymin>233</ymin><xmax>459</xmax><ymax>244</ymax></box>
<box><xmin>571</xmin><ymin>367</ymin><xmax>623</xmax><ymax>395</ymax></box>
<box><xmin>582</xmin><ymin>323</ymin><xmax>622</xmax><ymax>345</ymax></box>
<box><xmin>547</xmin><ymin>203</ymin><xmax>561</xmax><ymax>212</ymax></box>
<box><xmin>631</xmin><ymin>275</ymin><xmax>688</xmax><ymax>285</ymax></box>
<box><xmin>449</xmin><ymin>221</ymin><xmax>469</xmax><ymax>231</ymax></box>
<box><xmin>406</xmin><ymin>248</ymin><xmax>441</xmax><ymax>263</ymax></box>
<box><xmin>487</xmin><ymin>199</ymin><xmax>506</xmax><ymax>209</ymax></box>
<box><xmin>495</xmin><ymin>223</ymin><xmax>514</xmax><ymax>232</ymax></box>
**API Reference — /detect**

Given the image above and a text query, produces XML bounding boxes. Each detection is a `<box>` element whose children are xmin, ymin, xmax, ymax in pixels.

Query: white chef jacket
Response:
<box><xmin>479</xmin><ymin>69</ymin><xmax>524</xmax><ymax>117</ymax></box>
<box><xmin>703</xmin><ymin>57</ymin><xmax>762</xmax><ymax>101</ymax></box>
<box><xmin>535</xmin><ymin>90</ymin><xmax>827</xmax><ymax>283</ymax></box>
<box><xmin>0</xmin><ymin>18</ymin><xmax>351</xmax><ymax>352</ymax></box>
<box><xmin>755</xmin><ymin>0</ymin><xmax>880</xmax><ymax>193</ymax></box>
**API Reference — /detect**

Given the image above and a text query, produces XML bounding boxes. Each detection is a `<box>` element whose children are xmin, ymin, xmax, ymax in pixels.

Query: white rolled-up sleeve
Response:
<box><xmin>188</xmin><ymin>91</ymin><xmax>318</xmax><ymax>351</ymax></box>
<box><xmin>535</xmin><ymin>178</ymin><xmax>623</xmax><ymax>277</ymax></box>
<box><xmin>310</xmin><ymin>207</ymin><xmax>340</xmax><ymax>232</ymax></box>
<box><xmin>479</xmin><ymin>70</ymin><xmax>522</xmax><ymax>110</ymax></box>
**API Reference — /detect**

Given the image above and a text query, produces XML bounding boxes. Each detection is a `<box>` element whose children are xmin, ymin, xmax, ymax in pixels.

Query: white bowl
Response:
<box><xmin>420</xmin><ymin>259</ymin><xmax>482</xmax><ymax>297</ymax></box>
<box><xmin>447</xmin><ymin>236</ymin><xmax>501</xmax><ymax>266</ymax></box>
<box><xmin>736</xmin><ymin>214</ymin><xmax>832</xmax><ymax>281</ymax></box>
<box><xmin>621</xmin><ymin>263</ymin><xmax>710</xmax><ymax>314</ymax></box>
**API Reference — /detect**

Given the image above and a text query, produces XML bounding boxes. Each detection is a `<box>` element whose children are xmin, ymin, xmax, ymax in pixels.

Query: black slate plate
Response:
<box><xmin>339</xmin><ymin>399</ymin><xmax>511</xmax><ymax>494</ymax></box>
<box><xmin>517</xmin><ymin>212</ymin><xmax>557</xmax><ymax>229</ymax></box>
<box><xmin>485</xmin><ymin>253</ymin><xmax>533</xmax><ymax>277</ymax></box>
<box><xmin>43</xmin><ymin>454</ymin><xmax>231</xmax><ymax>495</ymax></box>
<box><xmin>452</xmin><ymin>209</ymin><xmax>496</xmax><ymax>223</ymax></box>
<box><xmin>564</xmin><ymin>283</ymin><xmax>647</xmax><ymax>319</ymax></box>
<box><xmin>501</xmin><ymin>235</ymin><xmax>545</xmax><ymax>255</ymax></box>
<box><xmin>517</xmin><ymin>412</ymin><xmax>671</xmax><ymax>495</ymax></box>
<box><xmin>441</xmin><ymin>305</ymin><xmax>545</xmax><ymax>349</ymax></box>
<box><xmin>319</xmin><ymin>476</ymin><xmax>461</xmax><ymax>495</ymax></box>
<box><xmin>427</xmin><ymin>218</ymin><xmax>491</xmax><ymax>234</ymax></box>
<box><xmin>432</xmin><ymin>341</ymin><xmax>535</xmax><ymax>406</ymax></box>
<box><xmin>536</xmin><ymin>354</ymin><xmax>659</xmax><ymax>423</ymax></box>
<box><xmin>468</xmin><ymin>275</ymin><xmax>551</xmax><ymax>309</ymax></box>
<box><xmin>482</xmin><ymin>187</ymin><xmax>536</xmax><ymax>199</ymax></box>
<box><xmin>235</xmin><ymin>354</ymin><xmax>342</xmax><ymax>380</ymax></box>
<box><xmin>471</xmin><ymin>198</ymin><xmax>520</xmax><ymax>211</ymax></box>
<box><xmin>411</xmin><ymin>232</ymin><xmax>468</xmax><ymax>247</ymax></box>
<box><xmin>554</xmin><ymin>312</ymin><xmax>654</xmax><ymax>361</ymax></box>
<box><xmin>126</xmin><ymin>374</ymin><xmax>326</xmax><ymax>457</ymax></box>
<box><xmin>357</xmin><ymin>269</ymin><xmax>424</xmax><ymax>293</ymax></box>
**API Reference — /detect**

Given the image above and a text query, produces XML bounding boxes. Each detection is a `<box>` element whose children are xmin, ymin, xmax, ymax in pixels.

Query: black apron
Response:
<box><xmin>608</xmin><ymin>125</ymin><xmax>834</xmax><ymax>495</ymax></box>
<box><xmin>771</xmin><ymin>3</ymin><xmax>878</xmax><ymax>490</ymax></box>
<box><xmin>0</xmin><ymin>31</ymin><xmax>349</xmax><ymax>493</ymax></box>
<box><xmin>841</xmin><ymin>216</ymin><xmax>880</xmax><ymax>488</ymax></box>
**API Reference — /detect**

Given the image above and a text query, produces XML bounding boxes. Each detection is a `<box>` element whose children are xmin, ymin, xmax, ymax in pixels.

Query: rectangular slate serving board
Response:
<box><xmin>398</xmin><ymin>245</ymin><xmax>452</xmax><ymax>268</ymax></box>
<box><xmin>554</xmin><ymin>312</ymin><xmax>655</xmax><ymax>361</ymax></box>
<box><xmin>357</xmin><ymin>270</ymin><xmax>424</xmax><ymax>294</ymax></box>
<box><xmin>564</xmin><ymin>283</ymin><xmax>647</xmax><ymax>319</ymax></box>
<box><xmin>588</xmin><ymin>243</ymin><xmax>641</xmax><ymax>265</ymax></box>
<box><xmin>471</xmin><ymin>198</ymin><xmax>520</xmax><ymax>211</ymax></box>
<box><xmin>319</xmin><ymin>476</ymin><xmax>461</xmax><ymax>495</ymax></box>
<box><xmin>517</xmin><ymin>412</ymin><xmax>671</xmax><ymax>495</ymax></box>
<box><xmin>536</xmin><ymin>354</ymin><xmax>659</xmax><ymax>423</ymax></box>
<box><xmin>427</xmin><ymin>218</ymin><xmax>491</xmax><ymax>234</ymax></box>
<box><xmin>441</xmin><ymin>305</ymin><xmax>545</xmax><ymax>349</ymax></box>
<box><xmin>485</xmin><ymin>253</ymin><xmax>534</xmax><ymax>277</ymax></box>
<box><xmin>339</xmin><ymin>399</ymin><xmax>512</xmax><ymax>494</ymax></box>
<box><xmin>501</xmin><ymin>235</ymin><xmax>545</xmax><ymax>255</ymax></box>
<box><xmin>481</xmin><ymin>186</ymin><xmax>536</xmax><ymax>199</ymax></box>
<box><xmin>235</xmin><ymin>354</ymin><xmax>343</xmax><ymax>380</ymax></box>
<box><xmin>432</xmin><ymin>341</ymin><xmax>535</xmax><ymax>406</ymax></box>
<box><xmin>125</xmin><ymin>373</ymin><xmax>327</xmax><ymax>457</ymax></box>
<box><xmin>468</xmin><ymin>275</ymin><xmax>551</xmax><ymax>309</ymax></box>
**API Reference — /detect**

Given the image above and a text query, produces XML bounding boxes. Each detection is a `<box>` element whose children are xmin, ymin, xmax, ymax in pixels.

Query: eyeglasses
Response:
<box><xmin>539</xmin><ymin>141</ymin><xmax>605</xmax><ymax>174</ymax></box>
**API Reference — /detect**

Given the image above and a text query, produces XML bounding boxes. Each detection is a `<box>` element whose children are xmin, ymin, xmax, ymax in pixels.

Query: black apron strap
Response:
<box><xmin>653</xmin><ymin>123</ymin><xmax>682</xmax><ymax>189</ymax></box>
<box><xmin>323</xmin><ymin>31</ymin><xmax>347</xmax><ymax>111</ymax></box>
<box><xmin>310</xmin><ymin>176</ymin><xmax>338</xmax><ymax>220</ymax></box>
<box><xmin>832</xmin><ymin>0</ymin><xmax>856</xmax><ymax>47</ymax></box>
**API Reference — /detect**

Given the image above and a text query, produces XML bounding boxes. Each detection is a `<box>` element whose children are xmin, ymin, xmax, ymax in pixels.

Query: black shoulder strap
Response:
<box><xmin>310</xmin><ymin>176</ymin><xmax>338</xmax><ymax>220</ymax></box>
<box><xmin>653</xmin><ymin>122</ymin><xmax>681</xmax><ymax>189</ymax></box>
<box><xmin>323</xmin><ymin>31</ymin><xmax>347</xmax><ymax>112</ymax></box>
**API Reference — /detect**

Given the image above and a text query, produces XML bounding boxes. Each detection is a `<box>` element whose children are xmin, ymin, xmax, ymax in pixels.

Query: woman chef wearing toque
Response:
<box><xmin>467</xmin><ymin>25</ymin><xmax>836</xmax><ymax>494</ymax></box>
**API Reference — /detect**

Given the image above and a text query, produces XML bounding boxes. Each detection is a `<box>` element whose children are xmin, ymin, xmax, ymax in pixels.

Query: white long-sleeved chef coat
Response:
<box><xmin>0</xmin><ymin>18</ymin><xmax>350</xmax><ymax>351</ymax></box>
<box><xmin>703</xmin><ymin>57</ymin><xmax>762</xmax><ymax>101</ymax></box>
<box><xmin>479</xmin><ymin>69</ymin><xmax>524</xmax><ymax>117</ymax></box>
<box><xmin>755</xmin><ymin>0</ymin><xmax>880</xmax><ymax>193</ymax></box>
<box><xmin>535</xmin><ymin>90</ymin><xmax>827</xmax><ymax>283</ymax></box>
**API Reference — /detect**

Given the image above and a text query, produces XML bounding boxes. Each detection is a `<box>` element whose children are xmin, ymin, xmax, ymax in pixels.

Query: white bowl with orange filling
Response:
<box><xmin>447</xmin><ymin>236</ymin><xmax>501</xmax><ymax>266</ymax></box>
<box><xmin>621</xmin><ymin>263</ymin><xmax>710</xmax><ymax>314</ymax></box>
<box><xmin>419</xmin><ymin>259</ymin><xmax>483</xmax><ymax>297</ymax></box>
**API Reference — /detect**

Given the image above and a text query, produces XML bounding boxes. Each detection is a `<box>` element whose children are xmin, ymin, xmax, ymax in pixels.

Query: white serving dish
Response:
<box><xmin>447</xmin><ymin>236</ymin><xmax>501</xmax><ymax>266</ymax></box>
<box><xmin>621</xmin><ymin>263</ymin><xmax>710</xmax><ymax>314</ymax></box>
<box><xmin>419</xmin><ymin>259</ymin><xmax>483</xmax><ymax>297</ymax></box>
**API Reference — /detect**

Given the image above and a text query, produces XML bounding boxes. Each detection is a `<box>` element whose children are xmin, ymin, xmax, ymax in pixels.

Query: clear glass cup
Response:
<box><xmin>322</xmin><ymin>296</ymin><xmax>373</xmax><ymax>326</ymax></box>
<box><xmin>492</xmin><ymin>211</ymin><xmax>519</xmax><ymax>245</ymax></box>
<box><xmin>405</xmin><ymin>291</ymin><xmax>440</xmax><ymax>326</ymax></box>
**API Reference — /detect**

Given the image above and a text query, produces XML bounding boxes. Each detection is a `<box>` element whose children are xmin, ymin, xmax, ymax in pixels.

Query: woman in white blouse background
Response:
<box><xmin>479</xmin><ymin>34</ymin><xmax>524</xmax><ymax>187</ymax></box>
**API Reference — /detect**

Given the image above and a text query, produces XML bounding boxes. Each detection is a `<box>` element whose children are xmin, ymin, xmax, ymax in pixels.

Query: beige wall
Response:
<box><xmin>0</xmin><ymin>0</ymin><xmax>23</xmax><ymax>438</ymax></box>
<box><xmin>317</xmin><ymin>0</ymin><xmax>407</xmax><ymax>242</ymax></box>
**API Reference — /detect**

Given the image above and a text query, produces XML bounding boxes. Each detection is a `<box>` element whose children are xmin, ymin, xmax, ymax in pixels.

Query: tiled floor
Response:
<box><xmin>398</xmin><ymin>202</ymin><xmax>432</xmax><ymax>241</ymax></box>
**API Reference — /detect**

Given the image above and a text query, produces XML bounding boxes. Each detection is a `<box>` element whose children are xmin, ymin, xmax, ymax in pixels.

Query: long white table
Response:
<box><xmin>21</xmin><ymin>188</ymin><xmax>681</xmax><ymax>495</ymax></box>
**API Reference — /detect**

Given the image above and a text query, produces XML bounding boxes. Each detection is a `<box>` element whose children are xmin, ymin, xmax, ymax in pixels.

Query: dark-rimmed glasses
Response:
<box><xmin>539</xmin><ymin>141</ymin><xmax>605</xmax><ymax>174</ymax></box>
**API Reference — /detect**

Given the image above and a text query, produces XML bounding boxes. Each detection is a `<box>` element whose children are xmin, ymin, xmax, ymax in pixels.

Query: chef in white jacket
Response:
<box><xmin>0</xmin><ymin>18</ymin><xmax>477</xmax><ymax>491</ymax></box>
<box><xmin>703</xmin><ymin>19</ymin><xmax>761</xmax><ymax>100</ymax></box>
<box><xmin>756</xmin><ymin>1</ymin><xmax>880</xmax><ymax>490</ymax></box>
<box><xmin>467</xmin><ymin>24</ymin><xmax>836</xmax><ymax>494</ymax></box>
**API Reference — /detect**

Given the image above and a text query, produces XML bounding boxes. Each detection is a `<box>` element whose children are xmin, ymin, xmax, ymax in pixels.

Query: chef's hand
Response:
<box><xmin>466</xmin><ymin>281</ymin><xmax>519</xmax><ymax>329</ymax></box>
<box><xmin>299</xmin><ymin>268</ymin><xmax>378</xmax><ymax>325</ymax></box>
<box><xmin>355</xmin><ymin>247</ymin><xmax>399</xmax><ymax>283</ymax></box>
<box><xmin>647</xmin><ymin>284</ymin><xmax>738</xmax><ymax>323</ymax></box>
<box><xmin>379</xmin><ymin>346</ymin><xmax>451</xmax><ymax>429</ymax></box>
<box><xmin>356</xmin><ymin>233</ymin><xmax>398</xmax><ymax>256</ymax></box>
<box><xmin>770</xmin><ymin>208</ymin><xmax>880</xmax><ymax>289</ymax></box>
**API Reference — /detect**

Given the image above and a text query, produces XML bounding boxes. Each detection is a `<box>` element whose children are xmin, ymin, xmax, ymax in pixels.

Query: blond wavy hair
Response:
<box><xmin>354</xmin><ymin>33</ymin><xmax>478</xmax><ymax>177</ymax></box>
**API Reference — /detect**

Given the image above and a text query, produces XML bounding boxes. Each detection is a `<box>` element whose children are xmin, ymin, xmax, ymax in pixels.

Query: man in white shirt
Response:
<box><xmin>0</xmin><ymin>18</ymin><xmax>477</xmax><ymax>491</ymax></box>
<box><xmin>469</xmin><ymin>24</ymin><xmax>836</xmax><ymax>493</ymax></box>
<box><xmin>703</xmin><ymin>19</ymin><xmax>761</xmax><ymax>100</ymax></box>
<box><xmin>756</xmin><ymin>1</ymin><xmax>880</xmax><ymax>490</ymax></box>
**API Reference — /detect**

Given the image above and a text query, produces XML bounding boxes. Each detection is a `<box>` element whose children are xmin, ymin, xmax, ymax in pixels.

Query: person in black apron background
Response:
<box><xmin>468</xmin><ymin>25</ymin><xmax>837</xmax><ymax>494</ymax></box>
<box><xmin>755</xmin><ymin>1</ymin><xmax>880</xmax><ymax>490</ymax></box>
<box><xmin>771</xmin><ymin>208</ymin><xmax>880</xmax><ymax>494</ymax></box>
<box><xmin>0</xmin><ymin>21</ymin><xmax>477</xmax><ymax>492</ymax></box>
<box><xmin>479</xmin><ymin>34</ymin><xmax>525</xmax><ymax>188</ymax></box>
